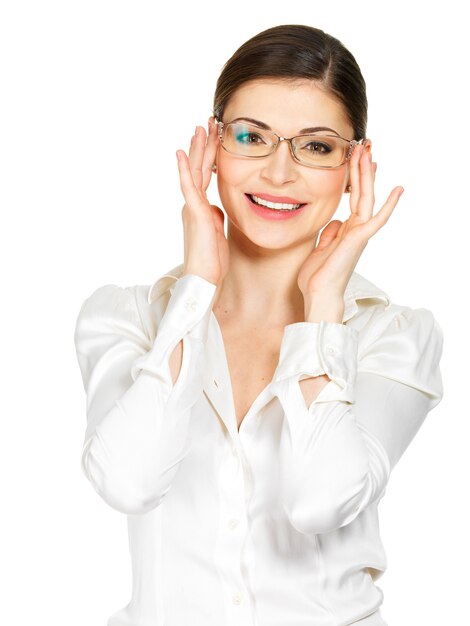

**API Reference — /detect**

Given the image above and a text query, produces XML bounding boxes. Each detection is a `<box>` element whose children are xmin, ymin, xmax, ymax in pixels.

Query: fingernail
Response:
<box><xmin>194</xmin><ymin>126</ymin><xmax>199</xmax><ymax>135</ymax></box>
<box><xmin>399</xmin><ymin>187</ymin><xmax>404</xmax><ymax>197</ymax></box>
<box><xmin>176</xmin><ymin>150</ymin><xmax>181</xmax><ymax>162</ymax></box>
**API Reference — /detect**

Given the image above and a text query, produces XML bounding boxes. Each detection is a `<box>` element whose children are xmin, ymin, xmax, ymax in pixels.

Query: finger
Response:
<box><xmin>349</xmin><ymin>143</ymin><xmax>363</xmax><ymax>214</ymax></box>
<box><xmin>315</xmin><ymin>220</ymin><xmax>343</xmax><ymax>251</ymax></box>
<box><xmin>190</xmin><ymin>121</ymin><xmax>219</xmax><ymax>192</ymax></box>
<box><xmin>187</xmin><ymin>131</ymin><xmax>198</xmax><ymax>183</ymax></box>
<box><xmin>177</xmin><ymin>149</ymin><xmax>204</xmax><ymax>210</ymax></box>
<box><xmin>363</xmin><ymin>186</ymin><xmax>404</xmax><ymax>236</ymax></box>
<box><xmin>188</xmin><ymin>126</ymin><xmax>205</xmax><ymax>190</ymax></box>
<box><xmin>201</xmin><ymin>117</ymin><xmax>220</xmax><ymax>190</ymax></box>
<box><xmin>357</xmin><ymin>148</ymin><xmax>375</xmax><ymax>220</ymax></box>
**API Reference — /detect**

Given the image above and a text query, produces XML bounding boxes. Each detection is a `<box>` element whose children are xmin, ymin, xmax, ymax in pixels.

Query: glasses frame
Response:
<box><xmin>215</xmin><ymin>118</ymin><xmax>365</xmax><ymax>169</ymax></box>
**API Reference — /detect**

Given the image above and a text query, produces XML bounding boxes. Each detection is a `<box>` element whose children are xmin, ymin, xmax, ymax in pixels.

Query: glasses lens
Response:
<box><xmin>222</xmin><ymin>122</ymin><xmax>276</xmax><ymax>157</ymax></box>
<box><xmin>220</xmin><ymin>123</ymin><xmax>352</xmax><ymax>168</ymax></box>
<box><xmin>292</xmin><ymin>134</ymin><xmax>348</xmax><ymax>167</ymax></box>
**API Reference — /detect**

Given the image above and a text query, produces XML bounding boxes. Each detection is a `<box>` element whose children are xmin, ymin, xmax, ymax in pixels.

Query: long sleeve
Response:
<box><xmin>74</xmin><ymin>273</ymin><xmax>217</xmax><ymax>515</ymax></box>
<box><xmin>270</xmin><ymin>305</ymin><xmax>444</xmax><ymax>535</ymax></box>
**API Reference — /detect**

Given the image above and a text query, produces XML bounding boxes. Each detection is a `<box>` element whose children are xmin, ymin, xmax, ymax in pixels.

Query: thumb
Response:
<box><xmin>316</xmin><ymin>220</ymin><xmax>342</xmax><ymax>251</ymax></box>
<box><xmin>211</xmin><ymin>204</ymin><xmax>225</xmax><ymax>232</ymax></box>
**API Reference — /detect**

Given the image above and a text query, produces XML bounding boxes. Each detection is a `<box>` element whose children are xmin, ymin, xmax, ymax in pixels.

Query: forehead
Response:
<box><xmin>224</xmin><ymin>79</ymin><xmax>353</xmax><ymax>137</ymax></box>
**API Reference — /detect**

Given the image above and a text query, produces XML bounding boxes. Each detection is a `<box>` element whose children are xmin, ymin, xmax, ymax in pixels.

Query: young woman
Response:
<box><xmin>74</xmin><ymin>24</ymin><xmax>444</xmax><ymax>626</ymax></box>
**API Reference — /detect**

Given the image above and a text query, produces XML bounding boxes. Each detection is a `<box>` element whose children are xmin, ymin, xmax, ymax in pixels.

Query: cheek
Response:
<box><xmin>216</xmin><ymin>154</ymin><xmax>254</xmax><ymax>204</ymax></box>
<box><xmin>309</xmin><ymin>169</ymin><xmax>347</xmax><ymax>196</ymax></box>
<box><xmin>215</xmin><ymin>155</ymin><xmax>244</xmax><ymax>219</ymax></box>
<box><xmin>217</xmin><ymin>150</ymin><xmax>247</xmax><ymax>183</ymax></box>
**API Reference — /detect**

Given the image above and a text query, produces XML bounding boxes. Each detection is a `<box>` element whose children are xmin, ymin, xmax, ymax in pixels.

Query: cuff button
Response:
<box><xmin>185</xmin><ymin>297</ymin><xmax>198</xmax><ymax>312</ymax></box>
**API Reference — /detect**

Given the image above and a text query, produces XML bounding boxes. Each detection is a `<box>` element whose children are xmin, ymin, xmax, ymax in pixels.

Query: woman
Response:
<box><xmin>74</xmin><ymin>24</ymin><xmax>444</xmax><ymax>626</ymax></box>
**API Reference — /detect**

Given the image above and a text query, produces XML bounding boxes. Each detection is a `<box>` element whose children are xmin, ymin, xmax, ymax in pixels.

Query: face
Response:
<box><xmin>215</xmin><ymin>79</ymin><xmax>357</xmax><ymax>250</ymax></box>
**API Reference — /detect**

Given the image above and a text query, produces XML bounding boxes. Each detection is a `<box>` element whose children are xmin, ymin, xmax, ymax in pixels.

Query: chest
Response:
<box><xmin>218</xmin><ymin>325</ymin><xmax>284</xmax><ymax>431</ymax></box>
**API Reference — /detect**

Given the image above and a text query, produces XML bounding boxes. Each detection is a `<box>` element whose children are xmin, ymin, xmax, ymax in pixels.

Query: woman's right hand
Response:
<box><xmin>176</xmin><ymin>117</ymin><xmax>229</xmax><ymax>287</ymax></box>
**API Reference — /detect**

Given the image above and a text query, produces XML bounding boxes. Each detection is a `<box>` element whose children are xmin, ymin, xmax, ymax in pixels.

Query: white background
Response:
<box><xmin>1</xmin><ymin>1</ymin><xmax>467</xmax><ymax>624</ymax></box>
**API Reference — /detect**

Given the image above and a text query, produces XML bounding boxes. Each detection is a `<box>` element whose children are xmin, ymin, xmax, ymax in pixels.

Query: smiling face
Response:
<box><xmin>215</xmin><ymin>79</ymin><xmax>356</xmax><ymax>250</ymax></box>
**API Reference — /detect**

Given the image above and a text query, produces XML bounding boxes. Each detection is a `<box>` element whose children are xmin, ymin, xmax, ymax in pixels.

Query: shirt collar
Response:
<box><xmin>146</xmin><ymin>263</ymin><xmax>390</xmax><ymax>323</ymax></box>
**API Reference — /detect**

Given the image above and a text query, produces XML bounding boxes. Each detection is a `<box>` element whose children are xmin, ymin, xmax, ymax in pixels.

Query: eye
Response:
<box><xmin>234</xmin><ymin>130</ymin><xmax>265</xmax><ymax>145</ymax></box>
<box><xmin>304</xmin><ymin>140</ymin><xmax>333</xmax><ymax>154</ymax></box>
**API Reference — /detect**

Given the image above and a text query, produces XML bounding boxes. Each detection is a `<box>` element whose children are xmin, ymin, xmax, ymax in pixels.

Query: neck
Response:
<box><xmin>212</xmin><ymin>229</ymin><xmax>316</xmax><ymax>328</ymax></box>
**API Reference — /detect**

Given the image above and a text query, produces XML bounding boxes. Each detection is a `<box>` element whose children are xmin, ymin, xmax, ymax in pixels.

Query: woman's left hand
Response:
<box><xmin>297</xmin><ymin>143</ymin><xmax>404</xmax><ymax>304</ymax></box>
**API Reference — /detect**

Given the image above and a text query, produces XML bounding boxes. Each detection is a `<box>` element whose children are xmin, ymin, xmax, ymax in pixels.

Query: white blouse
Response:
<box><xmin>74</xmin><ymin>262</ymin><xmax>444</xmax><ymax>626</ymax></box>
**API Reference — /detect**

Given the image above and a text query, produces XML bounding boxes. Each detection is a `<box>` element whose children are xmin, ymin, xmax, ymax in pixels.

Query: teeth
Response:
<box><xmin>250</xmin><ymin>194</ymin><xmax>302</xmax><ymax>210</ymax></box>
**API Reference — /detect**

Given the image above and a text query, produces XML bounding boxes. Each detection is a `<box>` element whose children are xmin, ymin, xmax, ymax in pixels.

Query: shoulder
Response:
<box><xmin>345</xmin><ymin>271</ymin><xmax>443</xmax><ymax>402</ymax></box>
<box><xmin>345</xmin><ymin>270</ymin><xmax>443</xmax><ymax>342</ymax></box>
<box><xmin>76</xmin><ymin>283</ymin><xmax>139</xmax><ymax>315</ymax></box>
<box><xmin>74</xmin><ymin>268</ymin><xmax>180</xmax><ymax>347</ymax></box>
<box><xmin>75</xmin><ymin>283</ymin><xmax>141</xmax><ymax>328</ymax></box>
<box><xmin>74</xmin><ymin>283</ymin><xmax>153</xmax><ymax>352</ymax></box>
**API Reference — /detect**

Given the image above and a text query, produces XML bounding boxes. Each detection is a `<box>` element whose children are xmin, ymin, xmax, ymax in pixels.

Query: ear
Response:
<box><xmin>363</xmin><ymin>138</ymin><xmax>372</xmax><ymax>153</ymax></box>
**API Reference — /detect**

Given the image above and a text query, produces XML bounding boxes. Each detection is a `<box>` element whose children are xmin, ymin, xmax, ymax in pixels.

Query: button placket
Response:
<box><xmin>213</xmin><ymin>437</ymin><xmax>253</xmax><ymax>623</ymax></box>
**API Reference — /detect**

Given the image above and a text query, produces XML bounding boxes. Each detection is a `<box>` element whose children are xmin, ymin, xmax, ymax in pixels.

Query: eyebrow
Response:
<box><xmin>229</xmin><ymin>117</ymin><xmax>340</xmax><ymax>136</ymax></box>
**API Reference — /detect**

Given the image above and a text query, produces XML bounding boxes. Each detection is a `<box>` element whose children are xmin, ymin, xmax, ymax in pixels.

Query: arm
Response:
<box><xmin>270</xmin><ymin>305</ymin><xmax>444</xmax><ymax>535</ymax></box>
<box><xmin>74</xmin><ymin>273</ymin><xmax>217</xmax><ymax>515</ymax></box>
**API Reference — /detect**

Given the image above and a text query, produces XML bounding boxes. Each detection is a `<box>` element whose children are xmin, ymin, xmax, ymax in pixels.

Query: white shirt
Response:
<box><xmin>74</xmin><ymin>262</ymin><xmax>444</xmax><ymax>626</ymax></box>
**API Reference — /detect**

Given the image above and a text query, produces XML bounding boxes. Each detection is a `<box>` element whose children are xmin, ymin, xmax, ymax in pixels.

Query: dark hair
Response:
<box><xmin>212</xmin><ymin>24</ymin><xmax>367</xmax><ymax>141</ymax></box>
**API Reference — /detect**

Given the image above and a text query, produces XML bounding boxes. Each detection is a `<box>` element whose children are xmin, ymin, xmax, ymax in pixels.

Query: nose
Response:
<box><xmin>259</xmin><ymin>138</ymin><xmax>297</xmax><ymax>184</ymax></box>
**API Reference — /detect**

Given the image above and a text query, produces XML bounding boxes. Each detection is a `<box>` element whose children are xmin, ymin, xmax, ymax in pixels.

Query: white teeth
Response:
<box><xmin>249</xmin><ymin>194</ymin><xmax>302</xmax><ymax>210</ymax></box>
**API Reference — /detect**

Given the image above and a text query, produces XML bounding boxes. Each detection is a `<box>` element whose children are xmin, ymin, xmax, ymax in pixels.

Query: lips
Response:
<box><xmin>245</xmin><ymin>193</ymin><xmax>307</xmax><ymax>219</ymax></box>
<box><xmin>250</xmin><ymin>192</ymin><xmax>305</xmax><ymax>204</ymax></box>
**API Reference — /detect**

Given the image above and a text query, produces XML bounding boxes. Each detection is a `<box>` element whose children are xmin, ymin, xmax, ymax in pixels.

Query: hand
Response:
<box><xmin>176</xmin><ymin>117</ymin><xmax>229</xmax><ymax>286</ymax></box>
<box><xmin>297</xmin><ymin>143</ymin><xmax>404</xmax><ymax>303</ymax></box>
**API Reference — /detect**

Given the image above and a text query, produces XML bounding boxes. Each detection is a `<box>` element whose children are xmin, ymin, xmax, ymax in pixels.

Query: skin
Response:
<box><xmin>174</xmin><ymin>78</ymin><xmax>404</xmax><ymax>405</ymax></box>
<box><xmin>212</xmin><ymin>79</ymin><xmax>361</xmax><ymax>326</ymax></box>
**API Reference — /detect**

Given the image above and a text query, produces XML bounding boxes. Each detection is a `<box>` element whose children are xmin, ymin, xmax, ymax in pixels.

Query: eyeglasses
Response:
<box><xmin>215</xmin><ymin>119</ymin><xmax>364</xmax><ymax>169</ymax></box>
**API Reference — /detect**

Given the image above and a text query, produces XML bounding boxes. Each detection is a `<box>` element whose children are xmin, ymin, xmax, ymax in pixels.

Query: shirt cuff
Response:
<box><xmin>272</xmin><ymin>321</ymin><xmax>359</xmax><ymax>403</ymax></box>
<box><xmin>130</xmin><ymin>274</ymin><xmax>217</xmax><ymax>381</ymax></box>
<box><xmin>160</xmin><ymin>273</ymin><xmax>217</xmax><ymax>341</ymax></box>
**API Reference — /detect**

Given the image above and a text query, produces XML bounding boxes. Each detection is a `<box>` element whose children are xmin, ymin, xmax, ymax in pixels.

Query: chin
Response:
<box><xmin>239</xmin><ymin>221</ymin><xmax>302</xmax><ymax>249</ymax></box>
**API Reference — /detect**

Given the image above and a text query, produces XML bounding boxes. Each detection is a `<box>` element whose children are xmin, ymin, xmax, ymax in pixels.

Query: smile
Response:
<box><xmin>247</xmin><ymin>194</ymin><xmax>306</xmax><ymax>211</ymax></box>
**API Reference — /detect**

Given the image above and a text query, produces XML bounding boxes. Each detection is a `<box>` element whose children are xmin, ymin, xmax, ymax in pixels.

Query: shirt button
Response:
<box><xmin>231</xmin><ymin>446</ymin><xmax>238</xmax><ymax>457</ymax></box>
<box><xmin>228</xmin><ymin>518</ymin><xmax>239</xmax><ymax>530</ymax></box>
<box><xmin>232</xmin><ymin>592</ymin><xmax>243</xmax><ymax>605</ymax></box>
<box><xmin>185</xmin><ymin>297</ymin><xmax>198</xmax><ymax>312</ymax></box>
<box><xmin>325</xmin><ymin>345</ymin><xmax>337</xmax><ymax>355</ymax></box>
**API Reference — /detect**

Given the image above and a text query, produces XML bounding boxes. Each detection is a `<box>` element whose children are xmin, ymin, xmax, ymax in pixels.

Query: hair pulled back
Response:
<box><xmin>212</xmin><ymin>24</ymin><xmax>367</xmax><ymax>141</ymax></box>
